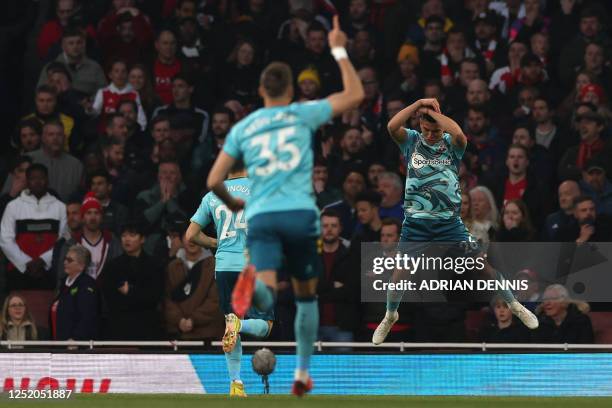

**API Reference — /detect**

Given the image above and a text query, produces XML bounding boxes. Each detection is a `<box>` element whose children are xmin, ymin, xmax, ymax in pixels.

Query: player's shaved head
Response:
<box><xmin>260</xmin><ymin>62</ymin><xmax>293</xmax><ymax>99</ymax></box>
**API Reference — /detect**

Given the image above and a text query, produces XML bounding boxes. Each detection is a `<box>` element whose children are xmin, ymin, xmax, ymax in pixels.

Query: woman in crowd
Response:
<box><xmin>218</xmin><ymin>39</ymin><xmax>261</xmax><ymax>108</ymax></box>
<box><xmin>128</xmin><ymin>64</ymin><xmax>161</xmax><ymax>117</ymax></box>
<box><xmin>0</xmin><ymin>293</ymin><xmax>39</xmax><ymax>341</ymax></box>
<box><xmin>495</xmin><ymin>199</ymin><xmax>536</xmax><ymax>242</ymax></box>
<box><xmin>469</xmin><ymin>186</ymin><xmax>498</xmax><ymax>245</ymax></box>
<box><xmin>50</xmin><ymin>244</ymin><xmax>98</xmax><ymax>340</ymax></box>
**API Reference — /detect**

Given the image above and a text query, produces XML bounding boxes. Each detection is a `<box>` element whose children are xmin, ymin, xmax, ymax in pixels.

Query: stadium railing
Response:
<box><xmin>2</xmin><ymin>340</ymin><xmax>612</xmax><ymax>351</ymax></box>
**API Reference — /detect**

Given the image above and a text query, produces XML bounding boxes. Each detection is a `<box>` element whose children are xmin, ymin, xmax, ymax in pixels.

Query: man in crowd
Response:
<box><xmin>153</xmin><ymin>30</ymin><xmax>182</xmax><ymax>105</ymax></box>
<box><xmin>22</xmin><ymin>85</ymin><xmax>78</xmax><ymax>152</ymax></box>
<box><xmin>488</xmin><ymin>144</ymin><xmax>549</xmax><ymax>229</ymax></box>
<box><xmin>88</xmin><ymin>170</ymin><xmax>129</xmax><ymax>235</ymax></box>
<box><xmin>544</xmin><ymin>180</ymin><xmax>581</xmax><ymax>241</ymax></box>
<box><xmin>556</xmin><ymin>196</ymin><xmax>612</xmax><ymax>242</ymax></box>
<box><xmin>27</xmin><ymin>121</ymin><xmax>83</xmax><ymax>201</ymax></box>
<box><xmin>0</xmin><ymin>164</ymin><xmax>66</xmax><ymax>290</ymax></box>
<box><xmin>324</xmin><ymin>170</ymin><xmax>366</xmax><ymax>240</ymax></box>
<box><xmin>558</xmin><ymin>111</ymin><xmax>607</xmax><ymax>181</ymax></box>
<box><xmin>352</xmin><ymin>190</ymin><xmax>383</xmax><ymax>242</ymax></box>
<box><xmin>376</xmin><ymin>172</ymin><xmax>404</xmax><ymax>221</ymax></box>
<box><xmin>38</xmin><ymin>27</ymin><xmax>106</xmax><ymax>97</ymax></box>
<box><xmin>134</xmin><ymin>160</ymin><xmax>196</xmax><ymax>253</ymax></box>
<box><xmin>101</xmin><ymin>222</ymin><xmax>164</xmax><ymax>340</ymax></box>
<box><xmin>314</xmin><ymin>158</ymin><xmax>342</xmax><ymax>209</ymax></box>
<box><xmin>317</xmin><ymin>210</ymin><xmax>358</xmax><ymax>342</ymax></box>
<box><xmin>152</xmin><ymin>73</ymin><xmax>209</xmax><ymax>145</ymax></box>
<box><xmin>54</xmin><ymin>192</ymin><xmax>122</xmax><ymax>285</ymax></box>
<box><xmin>580</xmin><ymin>158</ymin><xmax>612</xmax><ymax>216</ymax></box>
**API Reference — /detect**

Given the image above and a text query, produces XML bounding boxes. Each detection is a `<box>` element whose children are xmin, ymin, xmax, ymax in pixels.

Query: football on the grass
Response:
<box><xmin>252</xmin><ymin>348</ymin><xmax>276</xmax><ymax>375</ymax></box>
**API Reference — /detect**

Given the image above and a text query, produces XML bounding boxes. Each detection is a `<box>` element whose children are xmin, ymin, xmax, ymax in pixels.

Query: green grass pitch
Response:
<box><xmin>2</xmin><ymin>394</ymin><xmax>612</xmax><ymax>408</ymax></box>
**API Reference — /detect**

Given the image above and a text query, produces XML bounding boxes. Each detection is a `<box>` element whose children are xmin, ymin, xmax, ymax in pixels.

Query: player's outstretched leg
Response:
<box><xmin>372</xmin><ymin>269</ymin><xmax>403</xmax><ymax>345</ymax></box>
<box><xmin>487</xmin><ymin>265</ymin><xmax>539</xmax><ymax>329</ymax></box>
<box><xmin>292</xmin><ymin>295</ymin><xmax>317</xmax><ymax>397</ymax></box>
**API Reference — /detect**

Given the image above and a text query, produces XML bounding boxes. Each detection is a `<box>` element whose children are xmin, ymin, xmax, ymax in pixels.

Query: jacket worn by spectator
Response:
<box><xmin>152</xmin><ymin>104</ymin><xmax>210</xmax><ymax>144</ymax></box>
<box><xmin>133</xmin><ymin>184</ymin><xmax>199</xmax><ymax>254</ymax></box>
<box><xmin>101</xmin><ymin>252</ymin><xmax>164</xmax><ymax>340</ymax></box>
<box><xmin>555</xmin><ymin>215</ymin><xmax>612</xmax><ymax>242</ymax></box>
<box><xmin>38</xmin><ymin>53</ymin><xmax>107</xmax><ymax>97</ymax></box>
<box><xmin>533</xmin><ymin>302</ymin><xmax>594</xmax><ymax>344</ymax></box>
<box><xmin>580</xmin><ymin>180</ymin><xmax>612</xmax><ymax>217</ymax></box>
<box><xmin>480</xmin><ymin>319</ymin><xmax>530</xmax><ymax>343</ymax></box>
<box><xmin>26</xmin><ymin>149</ymin><xmax>83</xmax><ymax>202</ymax></box>
<box><xmin>51</xmin><ymin>272</ymin><xmax>99</xmax><ymax>340</ymax></box>
<box><xmin>0</xmin><ymin>190</ymin><xmax>66</xmax><ymax>288</ymax></box>
<box><xmin>1</xmin><ymin>320</ymin><xmax>38</xmax><ymax>341</ymax></box>
<box><xmin>543</xmin><ymin>210</ymin><xmax>576</xmax><ymax>241</ymax></box>
<box><xmin>163</xmin><ymin>250</ymin><xmax>225</xmax><ymax>340</ymax></box>
<box><xmin>317</xmin><ymin>243</ymin><xmax>360</xmax><ymax>333</ymax></box>
<box><xmin>101</xmin><ymin>200</ymin><xmax>129</xmax><ymax>236</ymax></box>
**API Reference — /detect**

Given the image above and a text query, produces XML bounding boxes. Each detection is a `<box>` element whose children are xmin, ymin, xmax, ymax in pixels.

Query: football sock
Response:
<box><xmin>240</xmin><ymin>319</ymin><xmax>270</xmax><ymax>338</ymax></box>
<box><xmin>295</xmin><ymin>298</ymin><xmax>318</xmax><ymax>372</ymax></box>
<box><xmin>494</xmin><ymin>269</ymin><xmax>516</xmax><ymax>304</ymax></box>
<box><xmin>386</xmin><ymin>284</ymin><xmax>403</xmax><ymax>313</ymax></box>
<box><xmin>225</xmin><ymin>336</ymin><xmax>242</xmax><ymax>382</ymax></box>
<box><xmin>253</xmin><ymin>279</ymin><xmax>275</xmax><ymax>313</ymax></box>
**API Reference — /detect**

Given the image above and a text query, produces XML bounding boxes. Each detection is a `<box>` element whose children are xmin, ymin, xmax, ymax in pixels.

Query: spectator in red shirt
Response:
<box><xmin>487</xmin><ymin>144</ymin><xmax>549</xmax><ymax>230</ymax></box>
<box><xmin>153</xmin><ymin>30</ymin><xmax>182</xmax><ymax>105</ymax></box>
<box><xmin>317</xmin><ymin>209</ymin><xmax>357</xmax><ymax>342</ymax></box>
<box><xmin>91</xmin><ymin>59</ymin><xmax>147</xmax><ymax>131</ymax></box>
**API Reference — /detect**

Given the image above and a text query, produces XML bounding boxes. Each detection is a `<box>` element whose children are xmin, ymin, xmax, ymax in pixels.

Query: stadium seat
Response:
<box><xmin>589</xmin><ymin>312</ymin><xmax>612</xmax><ymax>344</ymax></box>
<box><xmin>19</xmin><ymin>290</ymin><xmax>55</xmax><ymax>331</ymax></box>
<box><xmin>465</xmin><ymin>310</ymin><xmax>488</xmax><ymax>342</ymax></box>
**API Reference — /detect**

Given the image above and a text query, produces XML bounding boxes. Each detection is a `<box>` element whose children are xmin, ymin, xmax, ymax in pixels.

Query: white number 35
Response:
<box><xmin>250</xmin><ymin>127</ymin><xmax>300</xmax><ymax>176</ymax></box>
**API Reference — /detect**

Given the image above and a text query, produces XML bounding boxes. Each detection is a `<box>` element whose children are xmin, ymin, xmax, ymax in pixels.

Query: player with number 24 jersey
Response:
<box><xmin>191</xmin><ymin>177</ymin><xmax>250</xmax><ymax>272</ymax></box>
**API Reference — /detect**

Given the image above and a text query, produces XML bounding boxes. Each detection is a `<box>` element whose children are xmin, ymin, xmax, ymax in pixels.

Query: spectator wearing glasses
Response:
<box><xmin>51</xmin><ymin>244</ymin><xmax>99</xmax><ymax>340</ymax></box>
<box><xmin>0</xmin><ymin>293</ymin><xmax>39</xmax><ymax>341</ymax></box>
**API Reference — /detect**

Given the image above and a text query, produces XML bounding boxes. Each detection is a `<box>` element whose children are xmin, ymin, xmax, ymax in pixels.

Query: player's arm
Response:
<box><xmin>206</xmin><ymin>151</ymin><xmax>244</xmax><ymax>212</ymax></box>
<box><xmin>325</xmin><ymin>16</ymin><xmax>365</xmax><ymax>117</ymax></box>
<box><xmin>387</xmin><ymin>98</ymin><xmax>441</xmax><ymax>145</ymax></box>
<box><xmin>185</xmin><ymin>222</ymin><xmax>217</xmax><ymax>249</ymax></box>
<box><xmin>420</xmin><ymin>108</ymin><xmax>467</xmax><ymax>150</ymax></box>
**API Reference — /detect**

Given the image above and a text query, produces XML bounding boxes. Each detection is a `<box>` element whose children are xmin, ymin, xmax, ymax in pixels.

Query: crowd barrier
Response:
<box><xmin>2</xmin><ymin>342</ymin><xmax>612</xmax><ymax>396</ymax></box>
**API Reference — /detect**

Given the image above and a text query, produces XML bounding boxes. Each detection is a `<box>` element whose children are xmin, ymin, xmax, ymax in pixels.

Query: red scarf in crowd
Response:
<box><xmin>576</xmin><ymin>138</ymin><xmax>605</xmax><ymax>169</ymax></box>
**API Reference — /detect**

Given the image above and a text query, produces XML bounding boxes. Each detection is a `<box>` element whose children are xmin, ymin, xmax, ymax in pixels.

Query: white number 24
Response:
<box><xmin>250</xmin><ymin>127</ymin><xmax>300</xmax><ymax>176</ymax></box>
<box><xmin>215</xmin><ymin>205</ymin><xmax>246</xmax><ymax>240</ymax></box>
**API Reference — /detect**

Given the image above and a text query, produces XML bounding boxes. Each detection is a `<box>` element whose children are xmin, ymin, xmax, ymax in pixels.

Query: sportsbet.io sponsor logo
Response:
<box><xmin>411</xmin><ymin>153</ymin><xmax>452</xmax><ymax>169</ymax></box>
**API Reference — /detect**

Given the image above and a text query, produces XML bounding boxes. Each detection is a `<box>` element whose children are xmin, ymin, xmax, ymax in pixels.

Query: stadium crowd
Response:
<box><xmin>0</xmin><ymin>0</ymin><xmax>612</xmax><ymax>344</ymax></box>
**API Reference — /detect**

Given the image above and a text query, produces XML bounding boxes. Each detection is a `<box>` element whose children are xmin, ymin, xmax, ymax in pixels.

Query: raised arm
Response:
<box><xmin>419</xmin><ymin>108</ymin><xmax>467</xmax><ymax>149</ymax></box>
<box><xmin>387</xmin><ymin>98</ymin><xmax>441</xmax><ymax>144</ymax></box>
<box><xmin>325</xmin><ymin>16</ymin><xmax>365</xmax><ymax>117</ymax></box>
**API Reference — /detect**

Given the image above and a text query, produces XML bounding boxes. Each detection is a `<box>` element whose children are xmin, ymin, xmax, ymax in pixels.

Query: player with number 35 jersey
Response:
<box><xmin>206</xmin><ymin>16</ymin><xmax>364</xmax><ymax>396</ymax></box>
